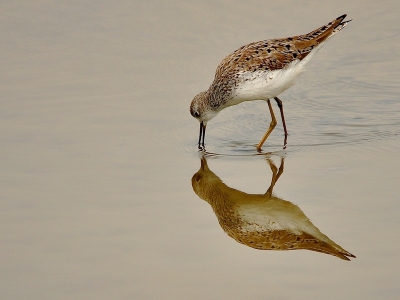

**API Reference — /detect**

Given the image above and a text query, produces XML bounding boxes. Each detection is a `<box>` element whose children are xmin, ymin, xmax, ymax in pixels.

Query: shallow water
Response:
<box><xmin>1</xmin><ymin>1</ymin><xmax>400</xmax><ymax>299</ymax></box>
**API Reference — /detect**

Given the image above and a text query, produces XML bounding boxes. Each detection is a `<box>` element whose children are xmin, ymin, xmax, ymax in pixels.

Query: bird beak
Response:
<box><xmin>200</xmin><ymin>156</ymin><xmax>207</xmax><ymax>170</ymax></box>
<box><xmin>198</xmin><ymin>121</ymin><xmax>206</xmax><ymax>150</ymax></box>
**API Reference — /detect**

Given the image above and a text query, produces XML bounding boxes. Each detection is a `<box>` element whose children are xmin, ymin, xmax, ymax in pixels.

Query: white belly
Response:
<box><xmin>228</xmin><ymin>59</ymin><xmax>305</xmax><ymax>106</ymax></box>
<box><xmin>227</xmin><ymin>41</ymin><xmax>328</xmax><ymax>107</ymax></box>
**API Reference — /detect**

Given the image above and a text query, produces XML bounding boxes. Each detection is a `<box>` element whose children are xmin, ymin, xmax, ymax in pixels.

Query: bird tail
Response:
<box><xmin>297</xmin><ymin>232</ymin><xmax>356</xmax><ymax>261</ymax></box>
<box><xmin>301</xmin><ymin>14</ymin><xmax>352</xmax><ymax>43</ymax></box>
<box><xmin>332</xmin><ymin>15</ymin><xmax>352</xmax><ymax>35</ymax></box>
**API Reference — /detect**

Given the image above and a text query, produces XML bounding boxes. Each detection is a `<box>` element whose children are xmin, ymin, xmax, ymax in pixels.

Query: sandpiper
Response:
<box><xmin>192</xmin><ymin>157</ymin><xmax>356</xmax><ymax>260</ymax></box>
<box><xmin>190</xmin><ymin>14</ymin><xmax>351</xmax><ymax>151</ymax></box>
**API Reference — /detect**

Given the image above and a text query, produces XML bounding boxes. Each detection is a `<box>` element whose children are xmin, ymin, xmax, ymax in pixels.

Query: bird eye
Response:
<box><xmin>194</xmin><ymin>111</ymin><xmax>200</xmax><ymax>118</ymax></box>
<box><xmin>194</xmin><ymin>174</ymin><xmax>202</xmax><ymax>182</ymax></box>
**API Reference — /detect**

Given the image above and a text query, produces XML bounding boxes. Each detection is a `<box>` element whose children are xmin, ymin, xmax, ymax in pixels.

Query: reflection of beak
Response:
<box><xmin>198</xmin><ymin>121</ymin><xmax>206</xmax><ymax>150</ymax></box>
<box><xmin>200</xmin><ymin>156</ymin><xmax>208</xmax><ymax>171</ymax></box>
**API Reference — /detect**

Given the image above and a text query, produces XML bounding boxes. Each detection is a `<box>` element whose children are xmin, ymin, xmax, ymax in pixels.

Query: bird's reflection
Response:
<box><xmin>191</xmin><ymin>156</ymin><xmax>355</xmax><ymax>261</ymax></box>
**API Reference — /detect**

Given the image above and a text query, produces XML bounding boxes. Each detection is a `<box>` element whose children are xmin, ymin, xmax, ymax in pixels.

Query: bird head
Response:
<box><xmin>190</xmin><ymin>91</ymin><xmax>218</xmax><ymax>123</ymax></box>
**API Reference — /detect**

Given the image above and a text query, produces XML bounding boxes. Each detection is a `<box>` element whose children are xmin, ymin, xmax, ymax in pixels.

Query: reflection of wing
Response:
<box><xmin>192</xmin><ymin>157</ymin><xmax>355</xmax><ymax>261</ymax></box>
<box><xmin>227</xmin><ymin>229</ymin><xmax>354</xmax><ymax>261</ymax></box>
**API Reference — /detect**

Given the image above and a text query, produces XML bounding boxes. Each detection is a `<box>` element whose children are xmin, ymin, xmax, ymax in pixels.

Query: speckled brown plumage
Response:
<box><xmin>208</xmin><ymin>14</ymin><xmax>349</xmax><ymax>108</ymax></box>
<box><xmin>191</xmin><ymin>157</ymin><xmax>356</xmax><ymax>261</ymax></box>
<box><xmin>190</xmin><ymin>14</ymin><xmax>351</xmax><ymax>150</ymax></box>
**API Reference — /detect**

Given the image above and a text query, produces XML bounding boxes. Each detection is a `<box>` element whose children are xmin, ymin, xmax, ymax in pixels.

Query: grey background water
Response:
<box><xmin>1</xmin><ymin>0</ymin><xmax>399</xmax><ymax>299</ymax></box>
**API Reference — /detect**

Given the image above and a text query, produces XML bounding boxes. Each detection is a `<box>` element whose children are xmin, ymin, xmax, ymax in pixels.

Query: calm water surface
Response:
<box><xmin>1</xmin><ymin>1</ymin><xmax>400</xmax><ymax>299</ymax></box>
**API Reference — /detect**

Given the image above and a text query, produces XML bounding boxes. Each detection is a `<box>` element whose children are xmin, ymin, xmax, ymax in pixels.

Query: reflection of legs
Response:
<box><xmin>275</xmin><ymin>157</ymin><xmax>284</xmax><ymax>182</ymax></box>
<box><xmin>265</xmin><ymin>157</ymin><xmax>284</xmax><ymax>197</ymax></box>
<box><xmin>274</xmin><ymin>97</ymin><xmax>288</xmax><ymax>147</ymax></box>
<box><xmin>257</xmin><ymin>99</ymin><xmax>277</xmax><ymax>151</ymax></box>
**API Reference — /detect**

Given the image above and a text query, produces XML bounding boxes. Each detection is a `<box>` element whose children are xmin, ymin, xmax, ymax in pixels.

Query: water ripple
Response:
<box><xmin>151</xmin><ymin>71</ymin><xmax>400</xmax><ymax>158</ymax></box>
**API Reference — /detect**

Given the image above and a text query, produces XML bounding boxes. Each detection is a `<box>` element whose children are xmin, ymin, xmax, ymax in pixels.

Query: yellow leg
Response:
<box><xmin>265</xmin><ymin>157</ymin><xmax>284</xmax><ymax>197</ymax></box>
<box><xmin>256</xmin><ymin>99</ymin><xmax>277</xmax><ymax>151</ymax></box>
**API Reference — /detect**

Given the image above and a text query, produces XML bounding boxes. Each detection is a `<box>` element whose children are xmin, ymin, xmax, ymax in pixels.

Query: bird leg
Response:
<box><xmin>256</xmin><ymin>99</ymin><xmax>277</xmax><ymax>151</ymax></box>
<box><xmin>274</xmin><ymin>97</ymin><xmax>288</xmax><ymax>148</ymax></box>
<box><xmin>265</xmin><ymin>157</ymin><xmax>284</xmax><ymax>197</ymax></box>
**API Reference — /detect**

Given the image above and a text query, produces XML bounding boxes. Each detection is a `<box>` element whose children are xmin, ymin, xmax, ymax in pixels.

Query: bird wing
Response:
<box><xmin>234</xmin><ymin>229</ymin><xmax>355</xmax><ymax>261</ymax></box>
<box><xmin>215</xmin><ymin>14</ymin><xmax>350</xmax><ymax>76</ymax></box>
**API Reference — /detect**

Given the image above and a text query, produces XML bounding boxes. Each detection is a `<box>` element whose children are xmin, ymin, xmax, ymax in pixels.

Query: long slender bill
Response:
<box><xmin>198</xmin><ymin>121</ymin><xmax>206</xmax><ymax>150</ymax></box>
